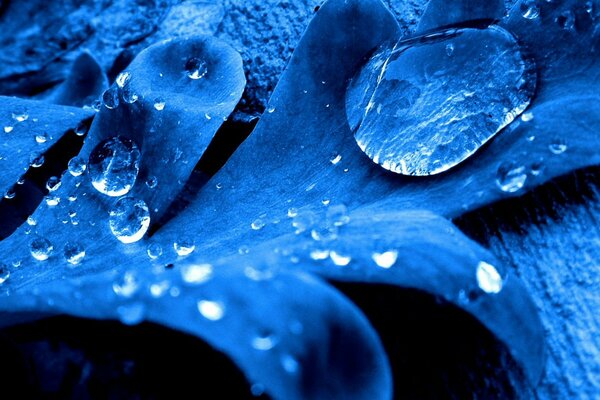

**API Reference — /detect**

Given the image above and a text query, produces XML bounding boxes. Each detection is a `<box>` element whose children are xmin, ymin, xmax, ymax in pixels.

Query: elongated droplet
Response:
<box><xmin>346</xmin><ymin>26</ymin><xmax>536</xmax><ymax>176</ymax></box>
<box><xmin>89</xmin><ymin>137</ymin><xmax>141</xmax><ymax>197</ymax></box>
<box><xmin>109</xmin><ymin>198</ymin><xmax>150</xmax><ymax>244</ymax></box>
<box><xmin>476</xmin><ymin>261</ymin><xmax>503</xmax><ymax>294</ymax></box>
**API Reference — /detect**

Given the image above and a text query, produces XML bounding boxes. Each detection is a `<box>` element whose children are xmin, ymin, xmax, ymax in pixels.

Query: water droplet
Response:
<box><xmin>549</xmin><ymin>139</ymin><xmax>567</xmax><ymax>154</ymax></box>
<box><xmin>476</xmin><ymin>261</ymin><xmax>503</xmax><ymax>294</ymax></box>
<box><xmin>30</xmin><ymin>237</ymin><xmax>53</xmax><ymax>261</ymax></box>
<box><xmin>496</xmin><ymin>162</ymin><xmax>527</xmax><ymax>193</ymax></box>
<box><xmin>4</xmin><ymin>188</ymin><xmax>15</xmax><ymax>199</ymax></box>
<box><xmin>267</xmin><ymin>106</ymin><xmax>276</xmax><ymax>113</ymax></box>
<box><xmin>185</xmin><ymin>58</ymin><xmax>208</xmax><ymax>80</ymax></box>
<box><xmin>45</xmin><ymin>195</ymin><xmax>60</xmax><ymax>206</ymax></box>
<box><xmin>154</xmin><ymin>98</ymin><xmax>166</xmax><ymax>111</ymax></box>
<box><xmin>252</xmin><ymin>332</ymin><xmax>277</xmax><ymax>351</ymax></box>
<box><xmin>0</xmin><ymin>264</ymin><xmax>10</xmax><ymax>284</ymax></box>
<box><xmin>121</xmin><ymin>85</ymin><xmax>139</xmax><ymax>104</ymax></box>
<box><xmin>64</xmin><ymin>242</ymin><xmax>85</xmax><ymax>265</ymax></box>
<box><xmin>238</xmin><ymin>245</ymin><xmax>250</xmax><ymax>255</ymax></box>
<box><xmin>530</xmin><ymin>161</ymin><xmax>545</xmax><ymax>176</ymax></box>
<box><xmin>12</xmin><ymin>112</ymin><xmax>28</xmax><ymax>122</ymax></box>
<box><xmin>146</xmin><ymin>243</ymin><xmax>163</xmax><ymax>259</ymax></box>
<box><xmin>103</xmin><ymin>87</ymin><xmax>120</xmax><ymax>109</ymax></box>
<box><xmin>113</xmin><ymin>271</ymin><xmax>139</xmax><ymax>298</ymax></box>
<box><xmin>197</xmin><ymin>300</ymin><xmax>225</xmax><ymax>321</ymax></box>
<box><xmin>330</xmin><ymin>154</ymin><xmax>342</xmax><ymax>165</ymax></box>
<box><xmin>35</xmin><ymin>132</ymin><xmax>48</xmax><ymax>144</ymax></box>
<box><xmin>346</xmin><ymin>26</ymin><xmax>536</xmax><ymax>176</ymax></box>
<box><xmin>174</xmin><ymin>239</ymin><xmax>195</xmax><ymax>256</ymax></box>
<box><xmin>88</xmin><ymin>137</ymin><xmax>141</xmax><ymax>197</ymax></box>
<box><xmin>520</xmin><ymin>0</ymin><xmax>540</xmax><ymax>19</ymax></box>
<box><xmin>281</xmin><ymin>354</ymin><xmax>299</xmax><ymax>374</ymax></box>
<box><xmin>311</xmin><ymin>226</ymin><xmax>338</xmax><ymax>242</ymax></box>
<box><xmin>521</xmin><ymin>111</ymin><xmax>534</xmax><ymax>122</ymax></box>
<box><xmin>116</xmin><ymin>71</ymin><xmax>131</xmax><ymax>88</ymax></box>
<box><xmin>287</xmin><ymin>207</ymin><xmax>298</xmax><ymax>218</ymax></box>
<box><xmin>445</xmin><ymin>43</ymin><xmax>454</xmax><ymax>56</ymax></box>
<box><xmin>372</xmin><ymin>250</ymin><xmax>398</xmax><ymax>269</ymax></box>
<box><xmin>29</xmin><ymin>153</ymin><xmax>44</xmax><ymax>168</ymax></box>
<box><xmin>215</xmin><ymin>182</ymin><xmax>223</xmax><ymax>190</ymax></box>
<box><xmin>117</xmin><ymin>302</ymin><xmax>145</xmax><ymax>325</ymax></box>
<box><xmin>3</xmin><ymin>126</ymin><xmax>13</xmax><ymax>133</ymax></box>
<box><xmin>67</xmin><ymin>157</ymin><xmax>87</xmax><ymax>177</ymax></box>
<box><xmin>310</xmin><ymin>249</ymin><xmax>330</xmax><ymax>260</ymax></box>
<box><xmin>330</xmin><ymin>251</ymin><xmax>351</xmax><ymax>266</ymax></box>
<box><xmin>145</xmin><ymin>176</ymin><xmax>158</xmax><ymax>189</ymax></box>
<box><xmin>46</xmin><ymin>176</ymin><xmax>61</xmax><ymax>192</ymax></box>
<box><xmin>292</xmin><ymin>211</ymin><xmax>316</xmax><ymax>234</ymax></box>
<box><xmin>150</xmin><ymin>280</ymin><xmax>170</xmax><ymax>298</ymax></box>
<box><xmin>251</xmin><ymin>218</ymin><xmax>266</xmax><ymax>230</ymax></box>
<box><xmin>26</xmin><ymin>216</ymin><xmax>36</xmax><ymax>226</ymax></box>
<box><xmin>181</xmin><ymin>263</ymin><xmax>213</xmax><ymax>284</ymax></box>
<box><xmin>321</xmin><ymin>198</ymin><xmax>331</xmax><ymax>206</ymax></box>
<box><xmin>74</xmin><ymin>122</ymin><xmax>88</xmax><ymax>136</ymax></box>
<box><xmin>109</xmin><ymin>197</ymin><xmax>150</xmax><ymax>244</ymax></box>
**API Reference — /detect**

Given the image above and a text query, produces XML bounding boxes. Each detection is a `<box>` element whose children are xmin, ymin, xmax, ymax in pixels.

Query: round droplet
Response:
<box><xmin>121</xmin><ymin>85</ymin><xmax>139</xmax><ymax>104</ymax></box>
<box><xmin>12</xmin><ymin>112</ymin><xmax>28</xmax><ymax>122</ymax></box>
<box><xmin>252</xmin><ymin>332</ymin><xmax>277</xmax><ymax>351</ymax></box>
<box><xmin>186</xmin><ymin>58</ymin><xmax>208</xmax><ymax>79</ymax></box>
<box><xmin>330</xmin><ymin>251</ymin><xmax>351</xmax><ymax>266</ymax></box>
<box><xmin>74</xmin><ymin>122</ymin><xmax>88</xmax><ymax>137</ymax></box>
<box><xmin>476</xmin><ymin>261</ymin><xmax>503</xmax><ymax>294</ymax></box>
<box><xmin>281</xmin><ymin>354</ymin><xmax>300</xmax><ymax>374</ymax></box>
<box><xmin>520</xmin><ymin>0</ymin><xmax>540</xmax><ymax>19</ymax></box>
<box><xmin>147</xmin><ymin>243</ymin><xmax>163</xmax><ymax>259</ymax></box>
<box><xmin>35</xmin><ymin>132</ymin><xmax>48</xmax><ymax>144</ymax></box>
<box><xmin>88</xmin><ymin>137</ymin><xmax>141</xmax><ymax>197</ymax></box>
<box><xmin>46</xmin><ymin>176</ymin><xmax>61</xmax><ymax>192</ymax></box>
<box><xmin>154</xmin><ymin>98</ymin><xmax>165</xmax><ymax>111</ymax></box>
<box><xmin>181</xmin><ymin>263</ymin><xmax>213</xmax><ymax>284</ymax></box>
<box><xmin>0</xmin><ymin>264</ymin><xmax>10</xmax><ymax>284</ymax></box>
<box><xmin>197</xmin><ymin>300</ymin><xmax>225</xmax><ymax>321</ymax></box>
<box><xmin>68</xmin><ymin>157</ymin><xmax>87</xmax><ymax>176</ymax></box>
<box><xmin>3</xmin><ymin>126</ymin><xmax>13</xmax><ymax>133</ymax></box>
<box><xmin>549</xmin><ymin>139</ymin><xmax>567</xmax><ymax>155</ymax></box>
<box><xmin>109</xmin><ymin>197</ymin><xmax>150</xmax><ymax>244</ymax></box>
<box><xmin>496</xmin><ymin>162</ymin><xmax>527</xmax><ymax>193</ymax></box>
<box><xmin>64</xmin><ymin>242</ymin><xmax>85</xmax><ymax>265</ymax></box>
<box><xmin>103</xmin><ymin>87</ymin><xmax>120</xmax><ymax>109</ymax></box>
<box><xmin>372</xmin><ymin>250</ymin><xmax>398</xmax><ymax>269</ymax></box>
<box><xmin>346</xmin><ymin>26</ymin><xmax>536</xmax><ymax>176</ymax></box>
<box><xmin>30</xmin><ymin>237</ymin><xmax>53</xmax><ymax>261</ymax></box>
<box><xmin>251</xmin><ymin>219</ymin><xmax>266</xmax><ymax>230</ymax></box>
<box><xmin>29</xmin><ymin>153</ymin><xmax>44</xmax><ymax>168</ymax></box>
<box><xmin>145</xmin><ymin>176</ymin><xmax>158</xmax><ymax>189</ymax></box>
<box><xmin>174</xmin><ymin>239</ymin><xmax>195</xmax><ymax>256</ymax></box>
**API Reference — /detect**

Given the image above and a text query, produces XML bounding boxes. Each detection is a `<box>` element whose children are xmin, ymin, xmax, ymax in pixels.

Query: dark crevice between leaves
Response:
<box><xmin>334</xmin><ymin>284</ymin><xmax>532</xmax><ymax>400</ymax></box>
<box><xmin>415</xmin><ymin>18</ymin><xmax>502</xmax><ymax>36</ymax></box>
<box><xmin>0</xmin><ymin>316</ymin><xmax>270</xmax><ymax>399</ymax></box>
<box><xmin>149</xmin><ymin>117</ymin><xmax>258</xmax><ymax>236</ymax></box>
<box><xmin>455</xmin><ymin>166</ymin><xmax>600</xmax><ymax>245</ymax></box>
<box><xmin>0</xmin><ymin>119</ymin><xmax>92</xmax><ymax>240</ymax></box>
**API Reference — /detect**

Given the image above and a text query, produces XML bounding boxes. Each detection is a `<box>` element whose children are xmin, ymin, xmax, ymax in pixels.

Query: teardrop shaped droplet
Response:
<box><xmin>109</xmin><ymin>197</ymin><xmax>150</xmax><ymax>244</ymax></box>
<box><xmin>88</xmin><ymin>137</ymin><xmax>141</xmax><ymax>197</ymax></box>
<box><xmin>346</xmin><ymin>26</ymin><xmax>536</xmax><ymax>176</ymax></box>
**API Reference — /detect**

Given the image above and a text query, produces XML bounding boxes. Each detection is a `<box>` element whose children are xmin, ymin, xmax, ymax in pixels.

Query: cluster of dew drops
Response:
<box><xmin>0</xmin><ymin>57</ymin><xmax>212</xmax><ymax>276</ymax></box>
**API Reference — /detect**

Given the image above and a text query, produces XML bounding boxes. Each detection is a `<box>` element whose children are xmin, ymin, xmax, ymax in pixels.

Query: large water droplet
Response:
<box><xmin>30</xmin><ymin>237</ymin><xmax>53</xmax><ymax>261</ymax></box>
<box><xmin>476</xmin><ymin>261</ymin><xmax>503</xmax><ymax>294</ymax></box>
<box><xmin>346</xmin><ymin>26</ymin><xmax>536</xmax><ymax>176</ymax></box>
<box><xmin>88</xmin><ymin>137</ymin><xmax>141</xmax><ymax>197</ymax></box>
<box><xmin>197</xmin><ymin>300</ymin><xmax>225</xmax><ymax>321</ymax></box>
<box><xmin>109</xmin><ymin>197</ymin><xmax>150</xmax><ymax>244</ymax></box>
<box><xmin>496</xmin><ymin>161</ymin><xmax>527</xmax><ymax>193</ymax></box>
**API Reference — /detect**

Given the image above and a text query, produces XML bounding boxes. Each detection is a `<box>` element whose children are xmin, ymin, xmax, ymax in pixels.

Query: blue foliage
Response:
<box><xmin>0</xmin><ymin>0</ymin><xmax>598</xmax><ymax>398</ymax></box>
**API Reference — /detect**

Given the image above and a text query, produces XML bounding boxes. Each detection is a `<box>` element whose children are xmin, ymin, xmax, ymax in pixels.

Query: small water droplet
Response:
<box><xmin>0</xmin><ymin>264</ymin><xmax>10</xmax><ymax>284</ymax></box>
<box><xmin>146</xmin><ymin>243</ymin><xmax>163</xmax><ymax>259</ymax></box>
<box><xmin>330</xmin><ymin>154</ymin><xmax>342</xmax><ymax>165</ymax></box>
<box><xmin>476</xmin><ymin>261</ymin><xmax>503</xmax><ymax>294</ymax></box>
<box><xmin>26</xmin><ymin>216</ymin><xmax>36</xmax><ymax>226</ymax></box>
<box><xmin>103</xmin><ymin>87</ymin><xmax>120</xmax><ymax>109</ymax></box>
<box><xmin>29</xmin><ymin>153</ymin><xmax>44</xmax><ymax>168</ymax></box>
<box><xmin>549</xmin><ymin>139</ymin><xmax>567</xmax><ymax>154</ymax></box>
<box><xmin>251</xmin><ymin>219</ymin><xmax>266</xmax><ymax>230</ymax></box>
<box><xmin>445</xmin><ymin>43</ymin><xmax>454</xmax><ymax>56</ymax></box>
<box><xmin>321</xmin><ymin>198</ymin><xmax>331</xmax><ymax>206</ymax></box>
<box><xmin>68</xmin><ymin>156</ymin><xmax>87</xmax><ymax>176</ymax></box>
<box><xmin>109</xmin><ymin>197</ymin><xmax>150</xmax><ymax>244</ymax></box>
<box><xmin>372</xmin><ymin>250</ymin><xmax>398</xmax><ymax>269</ymax></box>
<box><xmin>287</xmin><ymin>207</ymin><xmax>298</xmax><ymax>218</ymax></box>
<box><xmin>153</xmin><ymin>98</ymin><xmax>166</xmax><ymax>111</ymax></box>
<box><xmin>45</xmin><ymin>195</ymin><xmax>60</xmax><ymax>206</ymax></box>
<box><xmin>310</xmin><ymin>249</ymin><xmax>330</xmax><ymax>260</ymax></box>
<box><xmin>330</xmin><ymin>251</ymin><xmax>351</xmax><ymax>266</ymax></box>
<box><xmin>174</xmin><ymin>239</ymin><xmax>195</xmax><ymax>256</ymax></box>
<box><xmin>64</xmin><ymin>242</ymin><xmax>85</xmax><ymax>265</ymax></box>
<box><xmin>238</xmin><ymin>245</ymin><xmax>250</xmax><ymax>255</ymax></box>
<box><xmin>3</xmin><ymin>126</ymin><xmax>13</xmax><ymax>133</ymax></box>
<box><xmin>30</xmin><ymin>237</ymin><xmax>53</xmax><ymax>261</ymax></box>
<box><xmin>46</xmin><ymin>176</ymin><xmax>61</xmax><ymax>192</ymax></box>
<box><xmin>4</xmin><ymin>188</ymin><xmax>15</xmax><ymax>199</ymax></box>
<box><xmin>145</xmin><ymin>176</ymin><xmax>158</xmax><ymax>189</ymax></box>
<box><xmin>281</xmin><ymin>354</ymin><xmax>299</xmax><ymax>374</ymax></box>
<box><xmin>35</xmin><ymin>132</ymin><xmax>48</xmax><ymax>144</ymax></box>
<box><xmin>113</xmin><ymin>271</ymin><xmax>139</xmax><ymax>298</ymax></box>
<box><xmin>181</xmin><ymin>263</ymin><xmax>213</xmax><ymax>284</ymax></box>
<box><xmin>116</xmin><ymin>71</ymin><xmax>131</xmax><ymax>88</ymax></box>
<box><xmin>185</xmin><ymin>58</ymin><xmax>208</xmax><ymax>80</ymax></box>
<box><xmin>252</xmin><ymin>332</ymin><xmax>277</xmax><ymax>351</ymax></box>
<box><xmin>267</xmin><ymin>106</ymin><xmax>276</xmax><ymax>113</ymax></box>
<box><xmin>496</xmin><ymin>162</ymin><xmax>527</xmax><ymax>193</ymax></box>
<box><xmin>12</xmin><ymin>112</ymin><xmax>28</xmax><ymax>122</ymax></box>
<box><xmin>89</xmin><ymin>137</ymin><xmax>141</xmax><ymax>197</ymax></box>
<box><xmin>521</xmin><ymin>0</ymin><xmax>540</xmax><ymax>19</ymax></box>
<box><xmin>74</xmin><ymin>122</ymin><xmax>88</xmax><ymax>136</ymax></box>
<box><xmin>292</xmin><ymin>211</ymin><xmax>316</xmax><ymax>234</ymax></box>
<box><xmin>150</xmin><ymin>280</ymin><xmax>170</xmax><ymax>298</ymax></box>
<box><xmin>197</xmin><ymin>300</ymin><xmax>225</xmax><ymax>321</ymax></box>
<box><xmin>521</xmin><ymin>111</ymin><xmax>534</xmax><ymax>122</ymax></box>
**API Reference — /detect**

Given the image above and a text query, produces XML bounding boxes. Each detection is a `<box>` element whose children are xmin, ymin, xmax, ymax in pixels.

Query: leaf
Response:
<box><xmin>417</xmin><ymin>0</ymin><xmax>505</xmax><ymax>32</ymax></box>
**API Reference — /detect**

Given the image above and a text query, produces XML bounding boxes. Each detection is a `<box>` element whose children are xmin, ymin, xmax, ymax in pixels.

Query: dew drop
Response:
<box><xmin>520</xmin><ymin>0</ymin><xmax>540</xmax><ymax>19</ymax></box>
<box><xmin>326</xmin><ymin>204</ymin><xmax>350</xmax><ymax>227</ymax></box>
<box><xmin>45</xmin><ymin>195</ymin><xmax>60</xmax><ymax>206</ymax></box>
<box><xmin>68</xmin><ymin>156</ymin><xmax>87</xmax><ymax>176</ymax></box>
<box><xmin>35</xmin><ymin>132</ymin><xmax>48</xmax><ymax>144</ymax></box>
<box><xmin>74</xmin><ymin>122</ymin><xmax>88</xmax><ymax>137</ymax></box>
<box><xmin>310</xmin><ymin>249</ymin><xmax>330</xmax><ymax>260</ymax></box>
<box><xmin>252</xmin><ymin>332</ymin><xmax>276</xmax><ymax>351</ymax></box>
<box><xmin>549</xmin><ymin>139</ymin><xmax>567</xmax><ymax>154</ymax></box>
<box><xmin>146</xmin><ymin>243</ymin><xmax>163</xmax><ymax>259</ymax></box>
<box><xmin>154</xmin><ymin>98</ymin><xmax>166</xmax><ymax>111</ymax></box>
<box><xmin>496</xmin><ymin>162</ymin><xmax>527</xmax><ymax>193</ymax></box>
<box><xmin>145</xmin><ymin>176</ymin><xmax>158</xmax><ymax>189</ymax></box>
<box><xmin>476</xmin><ymin>261</ymin><xmax>503</xmax><ymax>294</ymax></box>
<box><xmin>4</xmin><ymin>188</ymin><xmax>15</xmax><ymax>199</ymax></box>
<box><xmin>181</xmin><ymin>263</ymin><xmax>213</xmax><ymax>284</ymax></box>
<box><xmin>251</xmin><ymin>219</ymin><xmax>266</xmax><ymax>230</ymax></box>
<box><xmin>521</xmin><ymin>111</ymin><xmax>534</xmax><ymax>122</ymax></box>
<box><xmin>30</xmin><ymin>237</ymin><xmax>53</xmax><ymax>261</ymax></box>
<box><xmin>103</xmin><ymin>87</ymin><xmax>120</xmax><ymax>109</ymax></box>
<box><xmin>116</xmin><ymin>71</ymin><xmax>131</xmax><ymax>88</ymax></box>
<box><xmin>109</xmin><ymin>197</ymin><xmax>150</xmax><ymax>244</ymax></box>
<box><xmin>287</xmin><ymin>207</ymin><xmax>298</xmax><ymax>218</ymax></box>
<box><xmin>113</xmin><ymin>271</ymin><xmax>139</xmax><ymax>298</ymax></box>
<box><xmin>330</xmin><ymin>251</ymin><xmax>351</xmax><ymax>266</ymax></box>
<box><xmin>330</xmin><ymin>154</ymin><xmax>342</xmax><ymax>165</ymax></box>
<box><xmin>372</xmin><ymin>250</ymin><xmax>398</xmax><ymax>269</ymax></box>
<box><xmin>346</xmin><ymin>26</ymin><xmax>536</xmax><ymax>176</ymax></box>
<box><xmin>46</xmin><ymin>176</ymin><xmax>61</xmax><ymax>192</ymax></box>
<box><xmin>3</xmin><ymin>126</ymin><xmax>13</xmax><ymax>133</ymax></box>
<box><xmin>12</xmin><ymin>112</ymin><xmax>28</xmax><ymax>122</ymax></box>
<box><xmin>197</xmin><ymin>300</ymin><xmax>225</xmax><ymax>321</ymax></box>
<box><xmin>29</xmin><ymin>153</ymin><xmax>44</xmax><ymax>168</ymax></box>
<box><xmin>185</xmin><ymin>58</ymin><xmax>208</xmax><ymax>80</ymax></box>
<box><xmin>174</xmin><ymin>239</ymin><xmax>195</xmax><ymax>256</ymax></box>
<box><xmin>88</xmin><ymin>137</ymin><xmax>141</xmax><ymax>197</ymax></box>
<box><xmin>64</xmin><ymin>242</ymin><xmax>85</xmax><ymax>265</ymax></box>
